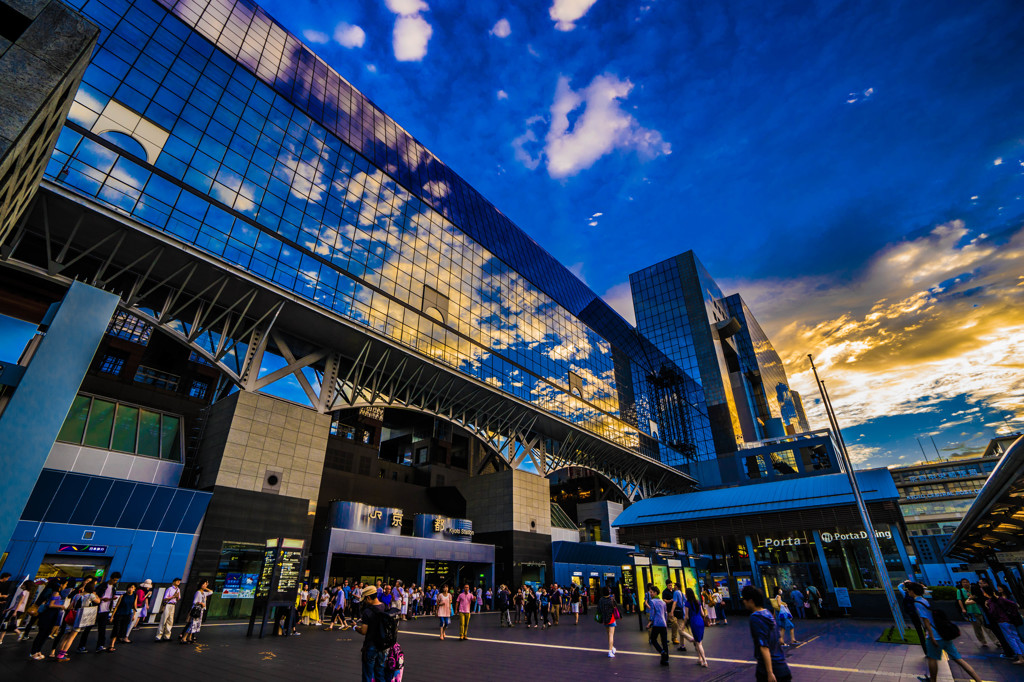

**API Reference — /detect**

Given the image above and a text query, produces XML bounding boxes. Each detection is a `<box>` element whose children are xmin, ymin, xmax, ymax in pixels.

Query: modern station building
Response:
<box><xmin>0</xmin><ymin>0</ymin><xmax>715</xmax><ymax>617</ymax></box>
<box><xmin>0</xmin><ymin>0</ymin><xmax>913</xmax><ymax>620</ymax></box>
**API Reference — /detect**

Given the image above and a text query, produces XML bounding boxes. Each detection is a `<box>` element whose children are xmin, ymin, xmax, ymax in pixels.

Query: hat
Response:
<box><xmin>140</xmin><ymin>579</ymin><xmax>153</xmax><ymax>588</ymax></box>
<box><xmin>362</xmin><ymin>585</ymin><xmax>378</xmax><ymax>599</ymax></box>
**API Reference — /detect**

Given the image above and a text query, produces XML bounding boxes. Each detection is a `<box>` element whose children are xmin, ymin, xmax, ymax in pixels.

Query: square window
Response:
<box><xmin>189</xmin><ymin>379</ymin><xmax>208</xmax><ymax>399</ymax></box>
<box><xmin>99</xmin><ymin>353</ymin><xmax>125</xmax><ymax>375</ymax></box>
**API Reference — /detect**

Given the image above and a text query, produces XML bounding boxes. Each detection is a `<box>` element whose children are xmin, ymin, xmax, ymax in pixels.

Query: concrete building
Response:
<box><xmin>889</xmin><ymin>434</ymin><xmax>1018</xmax><ymax>585</ymax></box>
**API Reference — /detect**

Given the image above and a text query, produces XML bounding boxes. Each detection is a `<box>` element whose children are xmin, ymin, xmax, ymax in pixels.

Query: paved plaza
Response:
<box><xmin>0</xmin><ymin>612</ymin><xmax>1018</xmax><ymax>682</ymax></box>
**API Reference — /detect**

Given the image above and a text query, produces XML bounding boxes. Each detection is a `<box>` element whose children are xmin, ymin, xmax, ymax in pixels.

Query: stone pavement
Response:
<box><xmin>0</xmin><ymin>611</ymin><xmax>1019</xmax><ymax>681</ymax></box>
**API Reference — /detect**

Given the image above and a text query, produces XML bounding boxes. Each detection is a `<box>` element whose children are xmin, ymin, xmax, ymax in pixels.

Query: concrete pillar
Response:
<box><xmin>812</xmin><ymin>531</ymin><xmax>835</xmax><ymax>593</ymax></box>
<box><xmin>890</xmin><ymin>524</ymin><xmax>913</xmax><ymax>579</ymax></box>
<box><xmin>744</xmin><ymin>536</ymin><xmax>761</xmax><ymax>590</ymax></box>
<box><xmin>0</xmin><ymin>281</ymin><xmax>118</xmax><ymax>552</ymax></box>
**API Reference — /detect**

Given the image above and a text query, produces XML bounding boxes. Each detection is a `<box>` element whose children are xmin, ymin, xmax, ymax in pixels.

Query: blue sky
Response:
<box><xmin>269</xmin><ymin>0</ymin><xmax>1024</xmax><ymax>467</ymax></box>
<box><xmin>5</xmin><ymin>0</ymin><xmax>1023</xmax><ymax>468</ymax></box>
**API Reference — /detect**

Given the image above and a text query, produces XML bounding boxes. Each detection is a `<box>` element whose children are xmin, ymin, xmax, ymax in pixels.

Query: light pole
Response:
<box><xmin>808</xmin><ymin>355</ymin><xmax>906</xmax><ymax>637</ymax></box>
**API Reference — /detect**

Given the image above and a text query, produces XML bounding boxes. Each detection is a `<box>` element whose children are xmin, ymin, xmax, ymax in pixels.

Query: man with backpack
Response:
<box><xmin>497</xmin><ymin>585</ymin><xmax>512</xmax><ymax>627</ymax></box>
<box><xmin>908</xmin><ymin>582</ymin><xmax>983</xmax><ymax>682</ymax></box>
<box><xmin>355</xmin><ymin>585</ymin><xmax>401</xmax><ymax>682</ymax></box>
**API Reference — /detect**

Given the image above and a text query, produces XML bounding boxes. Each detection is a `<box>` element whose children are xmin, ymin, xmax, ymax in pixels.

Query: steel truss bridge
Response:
<box><xmin>0</xmin><ymin>185</ymin><xmax>695</xmax><ymax>500</ymax></box>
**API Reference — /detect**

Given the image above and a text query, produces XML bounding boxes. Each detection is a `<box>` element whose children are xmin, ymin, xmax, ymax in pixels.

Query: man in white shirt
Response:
<box><xmin>79</xmin><ymin>571</ymin><xmax>120</xmax><ymax>652</ymax></box>
<box><xmin>156</xmin><ymin>578</ymin><xmax>182</xmax><ymax>641</ymax></box>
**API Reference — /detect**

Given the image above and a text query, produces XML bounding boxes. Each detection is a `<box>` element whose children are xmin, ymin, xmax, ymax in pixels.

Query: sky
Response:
<box><xmin>5</xmin><ymin>0</ymin><xmax>1023</xmax><ymax>469</ymax></box>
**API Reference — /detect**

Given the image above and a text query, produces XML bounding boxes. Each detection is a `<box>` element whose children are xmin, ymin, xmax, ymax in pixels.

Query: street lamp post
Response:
<box><xmin>808</xmin><ymin>355</ymin><xmax>906</xmax><ymax>637</ymax></box>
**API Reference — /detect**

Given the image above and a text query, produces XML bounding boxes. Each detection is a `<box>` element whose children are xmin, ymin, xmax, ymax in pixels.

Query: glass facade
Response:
<box><xmin>631</xmin><ymin>251</ymin><xmax>801</xmax><ymax>458</ymax></box>
<box><xmin>44</xmin><ymin>0</ymin><xmax>709</xmax><ymax>465</ymax></box>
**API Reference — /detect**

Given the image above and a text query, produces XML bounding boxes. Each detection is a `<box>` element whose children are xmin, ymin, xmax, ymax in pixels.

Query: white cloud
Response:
<box><xmin>512</xmin><ymin>115</ymin><xmax>544</xmax><ymax>170</ymax></box>
<box><xmin>384</xmin><ymin>0</ymin><xmax>427</xmax><ymax>13</ymax></box>
<box><xmin>531</xmin><ymin>73</ymin><xmax>670</xmax><ymax>178</ymax></box>
<box><xmin>994</xmin><ymin>157</ymin><xmax>1003</xmax><ymax>166</ymax></box>
<box><xmin>334</xmin><ymin>22</ymin><xmax>366</xmax><ymax>48</ymax></box>
<box><xmin>490</xmin><ymin>18</ymin><xmax>511</xmax><ymax>38</ymax></box>
<box><xmin>384</xmin><ymin>0</ymin><xmax>433</xmax><ymax>62</ymax></box>
<box><xmin>601</xmin><ymin>282</ymin><xmax>635</xmax><ymax>325</ymax></box>
<box><xmin>303</xmin><ymin>29</ymin><xmax>329</xmax><ymax>44</ymax></box>
<box><xmin>366</xmin><ymin>63</ymin><xmax>378</xmax><ymax>73</ymax></box>
<box><xmin>496</xmin><ymin>90</ymin><xmax>509</xmax><ymax>100</ymax></box>
<box><xmin>549</xmin><ymin>0</ymin><xmax>599</xmax><ymax>31</ymax></box>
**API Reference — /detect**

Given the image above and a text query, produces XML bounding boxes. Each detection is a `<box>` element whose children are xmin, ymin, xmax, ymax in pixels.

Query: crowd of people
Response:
<box><xmin>5</xmin><ymin>566</ymin><xmax>1023</xmax><ymax>682</ymax></box>
<box><xmin>900</xmin><ymin>577</ymin><xmax>1024</xmax><ymax>682</ymax></box>
<box><xmin>0</xmin><ymin>572</ymin><xmax>213</xmax><ymax>662</ymax></box>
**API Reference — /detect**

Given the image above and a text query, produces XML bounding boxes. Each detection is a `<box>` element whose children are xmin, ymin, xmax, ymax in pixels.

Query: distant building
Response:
<box><xmin>790</xmin><ymin>390</ymin><xmax>811</xmax><ymax>434</ymax></box>
<box><xmin>888</xmin><ymin>434</ymin><xmax>1019</xmax><ymax>584</ymax></box>
<box><xmin>629</xmin><ymin>251</ymin><xmax>823</xmax><ymax>486</ymax></box>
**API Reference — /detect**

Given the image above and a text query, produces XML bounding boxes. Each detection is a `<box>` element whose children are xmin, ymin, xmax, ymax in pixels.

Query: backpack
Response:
<box><xmin>931</xmin><ymin>607</ymin><xmax>960</xmax><ymax>641</ymax></box>
<box><xmin>371</xmin><ymin>609</ymin><xmax>399</xmax><ymax>650</ymax></box>
<box><xmin>386</xmin><ymin>641</ymin><xmax>404</xmax><ymax>672</ymax></box>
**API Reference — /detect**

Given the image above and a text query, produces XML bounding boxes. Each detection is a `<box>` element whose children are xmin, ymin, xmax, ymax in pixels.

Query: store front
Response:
<box><xmin>613</xmin><ymin>469</ymin><xmax>912</xmax><ymax>612</ymax></box>
<box><xmin>322</xmin><ymin>502</ymin><xmax>495</xmax><ymax>590</ymax></box>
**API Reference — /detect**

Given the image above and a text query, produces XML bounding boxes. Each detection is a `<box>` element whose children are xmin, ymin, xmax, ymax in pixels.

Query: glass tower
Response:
<box><xmin>630</xmin><ymin>251</ymin><xmax>803</xmax><ymax>468</ymax></box>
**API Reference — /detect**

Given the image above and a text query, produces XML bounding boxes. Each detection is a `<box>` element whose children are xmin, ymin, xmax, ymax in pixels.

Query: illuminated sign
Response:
<box><xmin>58</xmin><ymin>544</ymin><xmax>107</xmax><ymax>554</ymax></box>
<box><xmin>820</xmin><ymin>530</ymin><xmax>891</xmax><ymax>543</ymax></box>
<box><xmin>367</xmin><ymin>509</ymin><xmax>383</xmax><ymax>521</ymax></box>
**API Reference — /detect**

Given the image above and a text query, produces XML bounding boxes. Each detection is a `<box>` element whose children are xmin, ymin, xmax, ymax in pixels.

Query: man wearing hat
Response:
<box><xmin>355</xmin><ymin>585</ymin><xmax>388</xmax><ymax>682</ymax></box>
<box><xmin>156</xmin><ymin>578</ymin><xmax>181</xmax><ymax>641</ymax></box>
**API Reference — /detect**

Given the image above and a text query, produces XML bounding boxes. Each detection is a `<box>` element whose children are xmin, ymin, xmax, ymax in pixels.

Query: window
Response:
<box><xmin>188</xmin><ymin>350</ymin><xmax>213</xmax><ymax>366</ymax></box>
<box><xmin>106</xmin><ymin>311</ymin><xmax>152</xmax><ymax>345</ymax></box>
<box><xmin>56</xmin><ymin>393</ymin><xmax>184</xmax><ymax>461</ymax></box>
<box><xmin>134</xmin><ymin>365</ymin><xmax>180</xmax><ymax>391</ymax></box>
<box><xmin>189</xmin><ymin>380</ymin><xmax>208</xmax><ymax>399</ymax></box>
<box><xmin>99</xmin><ymin>353</ymin><xmax>125</xmax><ymax>375</ymax></box>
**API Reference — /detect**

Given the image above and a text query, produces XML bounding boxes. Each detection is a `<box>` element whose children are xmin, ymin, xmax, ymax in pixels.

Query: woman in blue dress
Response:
<box><xmin>684</xmin><ymin>588</ymin><xmax>708</xmax><ymax>668</ymax></box>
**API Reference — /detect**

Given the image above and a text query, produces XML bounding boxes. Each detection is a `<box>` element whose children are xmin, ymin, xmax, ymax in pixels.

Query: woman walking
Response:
<box><xmin>0</xmin><ymin>580</ymin><xmax>33</xmax><ymax>645</ymax></box>
<box><xmin>179</xmin><ymin>579</ymin><xmax>213</xmax><ymax>644</ymax></box>
<box><xmin>54</xmin><ymin>581</ymin><xmax>98</xmax><ymax>661</ymax></box>
<box><xmin>597</xmin><ymin>587</ymin><xmax>619</xmax><ymax>658</ymax></box>
<box><xmin>982</xmin><ymin>585</ymin><xmax>1024</xmax><ymax>664</ymax></box>
<box><xmin>28</xmin><ymin>579</ymin><xmax>63</xmax><ymax>661</ymax></box>
<box><xmin>524</xmin><ymin>587</ymin><xmax>539</xmax><ymax>628</ymax></box>
<box><xmin>108</xmin><ymin>583</ymin><xmax>135</xmax><ymax>652</ymax></box>
<box><xmin>775</xmin><ymin>588</ymin><xmax>798</xmax><ymax>647</ymax></box>
<box><xmin>436</xmin><ymin>585</ymin><xmax>452</xmax><ymax>640</ymax></box>
<box><xmin>684</xmin><ymin>588</ymin><xmax>708</xmax><ymax>668</ymax></box>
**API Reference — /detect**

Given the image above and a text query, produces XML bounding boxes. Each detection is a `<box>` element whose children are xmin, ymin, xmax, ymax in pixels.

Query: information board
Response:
<box><xmin>275</xmin><ymin>549</ymin><xmax>302</xmax><ymax>598</ymax></box>
<box><xmin>256</xmin><ymin>547</ymin><xmax>276</xmax><ymax>600</ymax></box>
<box><xmin>834</xmin><ymin>587</ymin><xmax>851</xmax><ymax>608</ymax></box>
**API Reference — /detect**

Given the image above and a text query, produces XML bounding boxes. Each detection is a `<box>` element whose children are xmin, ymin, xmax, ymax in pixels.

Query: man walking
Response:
<box><xmin>354</xmin><ymin>585</ymin><xmax>389</xmax><ymax>682</ymax></box>
<box><xmin>497</xmin><ymin>585</ymin><xmax>512</xmax><ymax>627</ymax></box>
<box><xmin>908</xmin><ymin>582</ymin><xmax>983</xmax><ymax>682</ymax></box>
<box><xmin>457</xmin><ymin>584</ymin><xmax>475</xmax><ymax>640</ymax></box>
<box><xmin>665</xmin><ymin>581</ymin><xmax>687</xmax><ymax>652</ymax></box>
<box><xmin>155</xmin><ymin>578</ymin><xmax>181</xmax><ymax>641</ymax></box>
<box><xmin>550</xmin><ymin>584</ymin><xmax>561</xmax><ymax>625</ymax></box>
<box><xmin>742</xmin><ymin>585</ymin><xmax>791</xmax><ymax>682</ymax></box>
<box><xmin>789</xmin><ymin>586</ymin><xmax>805</xmax><ymax>619</ymax></box>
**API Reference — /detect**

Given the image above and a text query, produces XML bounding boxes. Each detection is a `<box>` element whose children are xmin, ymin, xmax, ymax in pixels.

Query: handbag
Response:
<box><xmin>75</xmin><ymin>605</ymin><xmax>98</xmax><ymax>629</ymax></box>
<box><xmin>26</xmin><ymin>604</ymin><xmax>39</xmax><ymax>617</ymax></box>
<box><xmin>803</xmin><ymin>601</ymin><xmax>810</xmax><ymax>609</ymax></box>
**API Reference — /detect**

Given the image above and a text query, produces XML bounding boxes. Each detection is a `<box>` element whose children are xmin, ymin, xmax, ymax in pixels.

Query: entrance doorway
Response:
<box><xmin>36</xmin><ymin>555</ymin><xmax>110</xmax><ymax>581</ymax></box>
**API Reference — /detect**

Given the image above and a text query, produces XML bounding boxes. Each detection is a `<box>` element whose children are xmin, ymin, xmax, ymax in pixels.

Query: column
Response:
<box><xmin>890</xmin><ymin>524</ymin><xmax>913</xmax><ymax>579</ymax></box>
<box><xmin>744</xmin><ymin>536</ymin><xmax>761</xmax><ymax>591</ymax></box>
<box><xmin>0</xmin><ymin>281</ymin><xmax>118</xmax><ymax>553</ymax></box>
<box><xmin>811</xmin><ymin>531</ymin><xmax>835</xmax><ymax>593</ymax></box>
